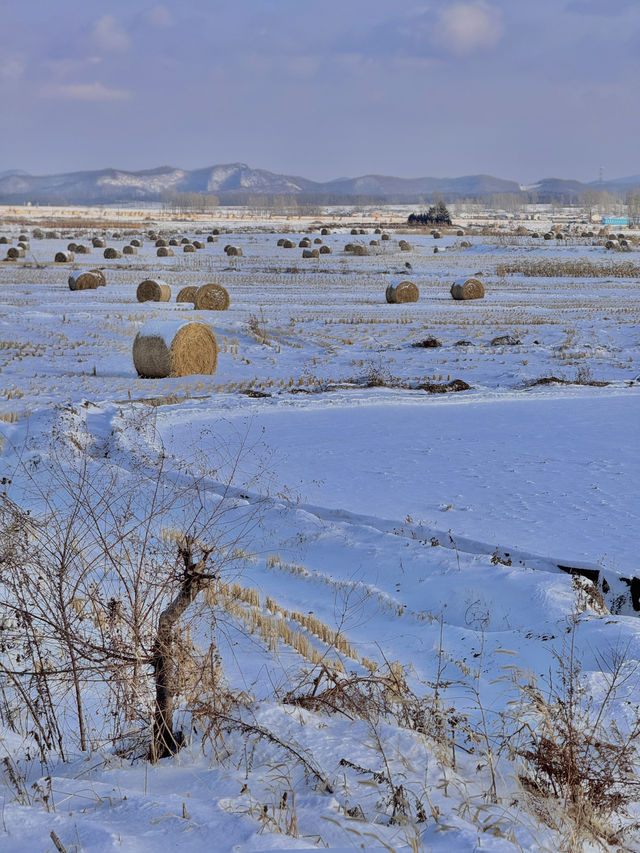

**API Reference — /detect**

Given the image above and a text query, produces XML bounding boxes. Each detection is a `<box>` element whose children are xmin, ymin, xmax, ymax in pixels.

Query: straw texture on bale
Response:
<box><xmin>313</xmin><ymin>238</ymin><xmax>322</xmax><ymax>244</ymax></box>
<box><xmin>68</xmin><ymin>270</ymin><xmax>102</xmax><ymax>291</ymax></box>
<box><xmin>67</xmin><ymin>243</ymin><xmax>78</xmax><ymax>252</ymax></box>
<box><xmin>169</xmin><ymin>238</ymin><xmax>179</xmax><ymax>246</ymax></box>
<box><xmin>7</xmin><ymin>247</ymin><xmax>24</xmax><ymax>259</ymax></box>
<box><xmin>183</xmin><ymin>244</ymin><xmax>196</xmax><ymax>253</ymax></box>
<box><xmin>136</xmin><ymin>279</ymin><xmax>171</xmax><ymax>302</ymax></box>
<box><xmin>155</xmin><ymin>239</ymin><xmax>167</xmax><ymax>247</ymax></box>
<box><xmin>180</xmin><ymin>237</ymin><xmax>190</xmax><ymax>244</ymax></box>
<box><xmin>450</xmin><ymin>277</ymin><xmax>485</xmax><ymax>300</ymax></box>
<box><xmin>225</xmin><ymin>246</ymin><xmax>242</xmax><ymax>256</ymax></box>
<box><xmin>131</xmin><ymin>239</ymin><xmax>142</xmax><ymax>247</ymax></box>
<box><xmin>157</xmin><ymin>247</ymin><xmax>174</xmax><ymax>257</ymax></box>
<box><xmin>282</xmin><ymin>239</ymin><xmax>295</xmax><ymax>248</ymax></box>
<box><xmin>319</xmin><ymin>245</ymin><xmax>332</xmax><ymax>254</ymax></box>
<box><xmin>386</xmin><ymin>280</ymin><xmax>419</xmax><ymax>304</ymax></box>
<box><xmin>90</xmin><ymin>268</ymin><xmax>107</xmax><ymax>287</ymax></box>
<box><xmin>352</xmin><ymin>245</ymin><xmax>368</xmax><ymax>256</ymax></box>
<box><xmin>76</xmin><ymin>244</ymin><xmax>90</xmax><ymax>254</ymax></box>
<box><xmin>193</xmin><ymin>240</ymin><xmax>205</xmax><ymax>249</ymax></box>
<box><xmin>55</xmin><ymin>251</ymin><xmax>74</xmax><ymax>262</ymax></box>
<box><xmin>103</xmin><ymin>248</ymin><xmax>121</xmax><ymax>259</ymax></box>
<box><xmin>299</xmin><ymin>238</ymin><xmax>311</xmax><ymax>248</ymax></box>
<box><xmin>0</xmin><ymin>237</ymin><xmax>9</xmax><ymax>244</ymax></box>
<box><xmin>92</xmin><ymin>237</ymin><xmax>106</xmax><ymax>248</ymax></box>
<box><xmin>177</xmin><ymin>286</ymin><xmax>199</xmax><ymax>304</ymax></box>
<box><xmin>277</xmin><ymin>238</ymin><xmax>285</xmax><ymax>246</ymax></box>
<box><xmin>194</xmin><ymin>283</ymin><xmax>230</xmax><ymax>311</ymax></box>
<box><xmin>133</xmin><ymin>320</ymin><xmax>218</xmax><ymax>378</ymax></box>
<box><xmin>123</xmin><ymin>245</ymin><xmax>137</xmax><ymax>255</ymax></box>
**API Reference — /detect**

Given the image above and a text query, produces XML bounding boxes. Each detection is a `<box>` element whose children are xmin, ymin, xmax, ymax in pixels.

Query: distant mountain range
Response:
<box><xmin>0</xmin><ymin>163</ymin><xmax>638</xmax><ymax>205</ymax></box>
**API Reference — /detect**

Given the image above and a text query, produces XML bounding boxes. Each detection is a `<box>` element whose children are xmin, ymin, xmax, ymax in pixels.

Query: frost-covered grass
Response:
<box><xmin>0</xmin><ymin>216</ymin><xmax>639</xmax><ymax>851</ymax></box>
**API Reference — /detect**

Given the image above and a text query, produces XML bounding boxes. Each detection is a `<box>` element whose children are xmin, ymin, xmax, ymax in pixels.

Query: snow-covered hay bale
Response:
<box><xmin>7</xmin><ymin>247</ymin><xmax>24</xmax><ymax>259</ymax></box>
<box><xmin>299</xmin><ymin>238</ymin><xmax>311</xmax><ymax>248</ymax></box>
<box><xmin>136</xmin><ymin>279</ymin><xmax>171</xmax><ymax>302</ymax></box>
<box><xmin>75</xmin><ymin>244</ymin><xmax>90</xmax><ymax>254</ymax></box>
<box><xmin>302</xmin><ymin>248</ymin><xmax>319</xmax><ymax>258</ymax></box>
<box><xmin>386</xmin><ymin>280</ymin><xmax>419</xmax><ymax>304</ymax></box>
<box><xmin>90</xmin><ymin>268</ymin><xmax>106</xmax><ymax>287</ymax></box>
<box><xmin>194</xmin><ymin>283</ymin><xmax>230</xmax><ymax>311</ymax></box>
<box><xmin>319</xmin><ymin>245</ymin><xmax>332</xmax><ymax>254</ymax></box>
<box><xmin>103</xmin><ymin>248</ymin><xmax>121</xmax><ymax>259</ymax></box>
<box><xmin>183</xmin><ymin>244</ymin><xmax>196</xmax><ymax>253</ymax></box>
<box><xmin>193</xmin><ymin>240</ymin><xmax>205</xmax><ymax>249</ymax></box>
<box><xmin>381</xmin><ymin>233</ymin><xmax>390</xmax><ymax>241</ymax></box>
<box><xmin>450</xmin><ymin>277</ymin><xmax>485</xmax><ymax>301</ymax></box>
<box><xmin>155</xmin><ymin>238</ymin><xmax>168</xmax><ymax>247</ymax></box>
<box><xmin>67</xmin><ymin>242</ymin><xmax>78</xmax><ymax>252</ymax></box>
<box><xmin>157</xmin><ymin>247</ymin><xmax>174</xmax><ymax>257</ymax></box>
<box><xmin>123</xmin><ymin>245</ymin><xmax>137</xmax><ymax>255</ymax></box>
<box><xmin>55</xmin><ymin>251</ymin><xmax>74</xmax><ymax>262</ymax></box>
<box><xmin>132</xmin><ymin>320</ymin><xmax>218</xmax><ymax>378</ymax></box>
<box><xmin>92</xmin><ymin>237</ymin><xmax>106</xmax><ymax>248</ymax></box>
<box><xmin>176</xmin><ymin>286</ymin><xmax>198</xmax><ymax>304</ymax></box>
<box><xmin>282</xmin><ymin>239</ymin><xmax>295</xmax><ymax>249</ymax></box>
<box><xmin>225</xmin><ymin>246</ymin><xmax>243</xmax><ymax>256</ymax></box>
<box><xmin>131</xmin><ymin>239</ymin><xmax>142</xmax><ymax>247</ymax></box>
<box><xmin>68</xmin><ymin>269</ymin><xmax>103</xmax><ymax>291</ymax></box>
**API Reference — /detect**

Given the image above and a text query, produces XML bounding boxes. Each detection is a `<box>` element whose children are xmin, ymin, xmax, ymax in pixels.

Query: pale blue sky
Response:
<box><xmin>1</xmin><ymin>0</ymin><xmax>638</xmax><ymax>182</ymax></box>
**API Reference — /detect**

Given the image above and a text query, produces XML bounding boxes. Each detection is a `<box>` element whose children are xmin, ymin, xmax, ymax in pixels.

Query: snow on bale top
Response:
<box><xmin>194</xmin><ymin>283</ymin><xmax>230</xmax><ymax>311</ymax></box>
<box><xmin>68</xmin><ymin>269</ymin><xmax>105</xmax><ymax>291</ymax></box>
<box><xmin>132</xmin><ymin>319</ymin><xmax>218</xmax><ymax>378</ymax></box>
<box><xmin>136</xmin><ymin>279</ymin><xmax>171</xmax><ymax>303</ymax></box>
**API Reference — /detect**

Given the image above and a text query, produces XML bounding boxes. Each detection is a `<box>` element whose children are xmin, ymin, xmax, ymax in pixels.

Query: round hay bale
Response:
<box><xmin>225</xmin><ymin>246</ymin><xmax>243</xmax><ymax>256</ymax></box>
<box><xmin>67</xmin><ymin>242</ymin><xmax>78</xmax><ymax>252</ymax></box>
<box><xmin>103</xmin><ymin>248</ymin><xmax>121</xmax><ymax>259</ymax></box>
<box><xmin>299</xmin><ymin>238</ymin><xmax>311</xmax><ymax>248</ymax></box>
<box><xmin>319</xmin><ymin>245</ymin><xmax>332</xmax><ymax>254</ymax></box>
<box><xmin>460</xmin><ymin>240</ymin><xmax>472</xmax><ymax>248</ymax></box>
<box><xmin>183</xmin><ymin>244</ymin><xmax>196</xmax><ymax>253</ymax></box>
<box><xmin>604</xmin><ymin>240</ymin><xmax>617</xmax><ymax>249</ymax></box>
<box><xmin>352</xmin><ymin>245</ymin><xmax>368</xmax><ymax>256</ymax></box>
<box><xmin>169</xmin><ymin>238</ymin><xmax>179</xmax><ymax>246</ymax></box>
<box><xmin>193</xmin><ymin>240</ymin><xmax>205</xmax><ymax>249</ymax></box>
<box><xmin>515</xmin><ymin>226</ymin><xmax>529</xmax><ymax>236</ymax></box>
<box><xmin>89</xmin><ymin>268</ymin><xmax>107</xmax><ymax>287</ymax></box>
<box><xmin>75</xmin><ymin>244</ymin><xmax>90</xmax><ymax>254</ymax></box>
<box><xmin>180</xmin><ymin>237</ymin><xmax>190</xmax><ymax>245</ymax></box>
<box><xmin>54</xmin><ymin>250</ymin><xmax>73</xmax><ymax>262</ymax></box>
<box><xmin>155</xmin><ymin>238</ymin><xmax>168</xmax><ymax>247</ymax></box>
<box><xmin>18</xmin><ymin>234</ymin><xmax>28</xmax><ymax>242</ymax></box>
<box><xmin>194</xmin><ymin>283</ymin><xmax>230</xmax><ymax>311</ymax></box>
<box><xmin>131</xmin><ymin>239</ymin><xmax>143</xmax><ymax>247</ymax></box>
<box><xmin>302</xmin><ymin>249</ymin><xmax>320</xmax><ymax>258</ymax></box>
<box><xmin>381</xmin><ymin>233</ymin><xmax>390</xmax><ymax>241</ymax></box>
<box><xmin>133</xmin><ymin>319</ymin><xmax>218</xmax><ymax>378</ymax></box>
<box><xmin>358</xmin><ymin>228</ymin><xmax>367</xmax><ymax>235</ymax></box>
<box><xmin>399</xmin><ymin>240</ymin><xmax>412</xmax><ymax>251</ymax></box>
<box><xmin>45</xmin><ymin>231</ymin><xmax>60</xmax><ymax>239</ymax></box>
<box><xmin>321</xmin><ymin>228</ymin><xmax>330</xmax><ymax>235</ymax></box>
<box><xmin>92</xmin><ymin>237</ymin><xmax>106</xmax><ymax>248</ymax></box>
<box><xmin>370</xmin><ymin>239</ymin><xmax>380</xmax><ymax>246</ymax></box>
<box><xmin>313</xmin><ymin>237</ymin><xmax>323</xmax><ymax>244</ymax></box>
<box><xmin>33</xmin><ymin>228</ymin><xmax>44</xmax><ymax>239</ymax></box>
<box><xmin>177</xmin><ymin>286</ymin><xmax>199</xmax><ymax>304</ymax></box>
<box><xmin>112</xmin><ymin>232</ymin><xmax>122</xmax><ymax>239</ymax></box>
<box><xmin>450</xmin><ymin>277</ymin><xmax>485</xmax><ymax>300</ymax></box>
<box><xmin>277</xmin><ymin>238</ymin><xmax>285</xmax><ymax>246</ymax></box>
<box><xmin>555</xmin><ymin>232</ymin><xmax>564</xmax><ymax>240</ymax></box>
<box><xmin>456</xmin><ymin>229</ymin><xmax>465</xmax><ymax>236</ymax></box>
<box><xmin>157</xmin><ymin>247</ymin><xmax>174</xmax><ymax>257</ymax></box>
<box><xmin>283</xmin><ymin>239</ymin><xmax>295</xmax><ymax>249</ymax></box>
<box><xmin>0</xmin><ymin>237</ymin><xmax>9</xmax><ymax>244</ymax></box>
<box><xmin>211</xmin><ymin>228</ymin><xmax>220</xmax><ymax>235</ymax></box>
<box><xmin>543</xmin><ymin>232</ymin><xmax>554</xmax><ymax>240</ymax></box>
<box><xmin>344</xmin><ymin>243</ymin><xmax>355</xmax><ymax>252</ymax></box>
<box><xmin>531</xmin><ymin>232</ymin><xmax>540</xmax><ymax>238</ymax></box>
<box><xmin>123</xmin><ymin>245</ymin><xmax>138</xmax><ymax>255</ymax></box>
<box><xmin>432</xmin><ymin>231</ymin><xmax>441</xmax><ymax>239</ymax></box>
<box><xmin>17</xmin><ymin>242</ymin><xmax>29</xmax><ymax>251</ymax></box>
<box><xmin>374</xmin><ymin>227</ymin><xmax>382</xmax><ymax>234</ymax></box>
<box><xmin>207</xmin><ymin>235</ymin><xmax>218</xmax><ymax>243</ymax></box>
<box><xmin>386</xmin><ymin>280</ymin><xmax>419</xmax><ymax>304</ymax></box>
<box><xmin>68</xmin><ymin>270</ymin><xmax>102</xmax><ymax>291</ymax></box>
<box><xmin>350</xmin><ymin>228</ymin><xmax>358</xmax><ymax>235</ymax></box>
<box><xmin>433</xmin><ymin>246</ymin><xmax>440</xmax><ymax>253</ymax></box>
<box><xmin>136</xmin><ymin>279</ymin><xmax>171</xmax><ymax>302</ymax></box>
<box><xmin>7</xmin><ymin>247</ymin><xmax>24</xmax><ymax>259</ymax></box>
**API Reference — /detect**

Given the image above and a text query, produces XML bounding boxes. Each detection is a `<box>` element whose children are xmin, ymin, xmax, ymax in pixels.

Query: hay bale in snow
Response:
<box><xmin>55</xmin><ymin>250</ymin><xmax>74</xmax><ymax>262</ymax></box>
<box><xmin>543</xmin><ymin>232</ymin><xmax>554</xmax><ymax>240</ymax></box>
<box><xmin>136</xmin><ymin>279</ymin><xmax>171</xmax><ymax>302</ymax></box>
<box><xmin>313</xmin><ymin>237</ymin><xmax>323</xmax><ymax>244</ymax></box>
<box><xmin>180</xmin><ymin>237</ymin><xmax>190</xmax><ymax>245</ymax></box>
<box><xmin>7</xmin><ymin>247</ymin><xmax>24</xmax><ymax>259</ymax></box>
<box><xmin>157</xmin><ymin>247</ymin><xmax>174</xmax><ymax>257</ymax></box>
<box><xmin>282</xmin><ymin>239</ymin><xmax>295</xmax><ymax>249</ymax></box>
<box><xmin>131</xmin><ymin>239</ymin><xmax>142</xmax><ymax>247</ymax></box>
<box><xmin>207</xmin><ymin>235</ymin><xmax>218</xmax><ymax>243</ymax></box>
<box><xmin>321</xmin><ymin>228</ymin><xmax>330</xmax><ymax>235</ymax></box>
<box><xmin>386</xmin><ymin>280</ymin><xmax>419</xmax><ymax>303</ymax></box>
<box><xmin>75</xmin><ymin>244</ymin><xmax>90</xmax><ymax>254</ymax></box>
<box><xmin>399</xmin><ymin>240</ymin><xmax>412</xmax><ymax>251</ymax></box>
<box><xmin>155</xmin><ymin>238</ymin><xmax>168</xmax><ymax>247</ymax></box>
<box><xmin>67</xmin><ymin>242</ymin><xmax>78</xmax><ymax>252</ymax></box>
<box><xmin>183</xmin><ymin>244</ymin><xmax>196</xmax><ymax>253</ymax></box>
<box><xmin>277</xmin><ymin>238</ymin><xmax>285</xmax><ymax>246</ymax></box>
<box><xmin>68</xmin><ymin>270</ymin><xmax>103</xmax><ymax>291</ymax></box>
<box><xmin>103</xmin><ymin>248</ymin><xmax>121</xmax><ymax>259</ymax></box>
<box><xmin>123</xmin><ymin>245</ymin><xmax>137</xmax><ymax>255</ymax></box>
<box><xmin>193</xmin><ymin>240</ymin><xmax>205</xmax><ymax>249</ymax></box>
<box><xmin>92</xmin><ymin>237</ymin><xmax>106</xmax><ymax>248</ymax></box>
<box><xmin>299</xmin><ymin>238</ymin><xmax>311</xmax><ymax>248</ymax></box>
<box><xmin>302</xmin><ymin>249</ymin><xmax>320</xmax><ymax>258</ymax></box>
<box><xmin>319</xmin><ymin>245</ymin><xmax>332</xmax><ymax>254</ymax></box>
<box><xmin>381</xmin><ymin>233</ymin><xmax>390</xmax><ymax>241</ymax></box>
<box><xmin>194</xmin><ymin>283</ymin><xmax>230</xmax><ymax>311</ymax></box>
<box><xmin>90</xmin><ymin>268</ymin><xmax>106</xmax><ymax>287</ymax></box>
<box><xmin>0</xmin><ymin>237</ymin><xmax>9</xmax><ymax>244</ymax></box>
<box><xmin>133</xmin><ymin>319</ymin><xmax>217</xmax><ymax>378</ymax></box>
<box><xmin>177</xmin><ymin>286</ymin><xmax>199</xmax><ymax>304</ymax></box>
<box><xmin>225</xmin><ymin>246</ymin><xmax>242</xmax><ymax>256</ymax></box>
<box><xmin>352</xmin><ymin>245</ymin><xmax>368</xmax><ymax>256</ymax></box>
<box><xmin>450</xmin><ymin>277</ymin><xmax>485</xmax><ymax>300</ymax></box>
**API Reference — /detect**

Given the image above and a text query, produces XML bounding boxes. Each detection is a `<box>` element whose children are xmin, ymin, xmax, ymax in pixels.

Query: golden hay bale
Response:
<box><xmin>225</xmin><ymin>246</ymin><xmax>243</xmax><ymax>256</ymax></box>
<box><xmin>302</xmin><ymin>248</ymin><xmax>320</xmax><ymax>258</ymax></box>
<box><xmin>123</xmin><ymin>245</ymin><xmax>138</xmax><ymax>254</ymax></box>
<box><xmin>313</xmin><ymin>237</ymin><xmax>322</xmax><ymax>244</ymax></box>
<box><xmin>319</xmin><ymin>245</ymin><xmax>332</xmax><ymax>254</ymax></box>
<box><xmin>68</xmin><ymin>270</ymin><xmax>102</xmax><ymax>291</ymax></box>
<box><xmin>7</xmin><ymin>246</ymin><xmax>24</xmax><ymax>259</ymax></box>
<box><xmin>299</xmin><ymin>238</ymin><xmax>311</xmax><ymax>248</ymax></box>
<box><xmin>515</xmin><ymin>226</ymin><xmax>529</xmax><ymax>236</ymax></box>
<box><xmin>136</xmin><ymin>279</ymin><xmax>171</xmax><ymax>302</ymax></box>
<box><xmin>352</xmin><ymin>245</ymin><xmax>368</xmax><ymax>256</ymax></box>
<box><xmin>103</xmin><ymin>248</ymin><xmax>121</xmax><ymax>259</ymax></box>
<box><xmin>155</xmin><ymin>238</ymin><xmax>168</xmax><ymax>247</ymax></box>
<box><xmin>282</xmin><ymin>239</ymin><xmax>295</xmax><ymax>248</ymax></box>
<box><xmin>75</xmin><ymin>244</ymin><xmax>90</xmax><ymax>254</ymax></box>
<box><xmin>183</xmin><ymin>244</ymin><xmax>196</xmax><ymax>253</ymax></box>
<box><xmin>386</xmin><ymin>280</ymin><xmax>419</xmax><ymax>303</ymax></box>
<box><xmin>169</xmin><ymin>238</ymin><xmax>179</xmax><ymax>246</ymax></box>
<box><xmin>92</xmin><ymin>237</ymin><xmax>106</xmax><ymax>248</ymax></box>
<box><xmin>55</xmin><ymin>250</ymin><xmax>74</xmax><ymax>262</ymax></box>
<box><xmin>193</xmin><ymin>240</ymin><xmax>205</xmax><ymax>249</ymax></box>
<box><xmin>194</xmin><ymin>283</ymin><xmax>230</xmax><ymax>311</ymax></box>
<box><xmin>180</xmin><ymin>237</ymin><xmax>190</xmax><ymax>244</ymax></box>
<box><xmin>450</xmin><ymin>277</ymin><xmax>485</xmax><ymax>300</ymax></box>
<box><xmin>177</xmin><ymin>286</ymin><xmax>199</xmax><ymax>304</ymax></box>
<box><xmin>157</xmin><ymin>247</ymin><xmax>174</xmax><ymax>257</ymax></box>
<box><xmin>133</xmin><ymin>320</ymin><xmax>218</xmax><ymax>378</ymax></box>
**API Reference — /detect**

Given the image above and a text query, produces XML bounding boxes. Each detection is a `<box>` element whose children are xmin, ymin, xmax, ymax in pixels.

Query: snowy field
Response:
<box><xmin>0</xmin><ymin>216</ymin><xmax>639</xmax><ymax>851</ymax></box>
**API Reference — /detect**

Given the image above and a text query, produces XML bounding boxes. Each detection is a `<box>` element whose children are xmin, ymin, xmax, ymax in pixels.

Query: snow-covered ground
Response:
<box><xmin>0</xmin><ymin>219</ymin><xmax>639</xmax><ymax>851</ymax></box>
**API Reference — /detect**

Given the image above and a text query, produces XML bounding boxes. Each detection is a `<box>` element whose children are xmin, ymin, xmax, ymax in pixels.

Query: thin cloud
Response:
<box><xmin>42</xmin><ymin>81</ymin><xmax>132</xmax><ymax>101</ymax></box>
<box><xmin>91</xmin><ymin>15</ymin><xmax>130</xmax><ymax>53</ymax></box>
<box><xmin>435</xmin><ymin>1</ymin><xmax>503</xmax><ymax>55</ymax></box>
<box><xmin>147</xmin><ymin>5</ymin><xmax>174</xmax><ymax>28</ymax></box>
